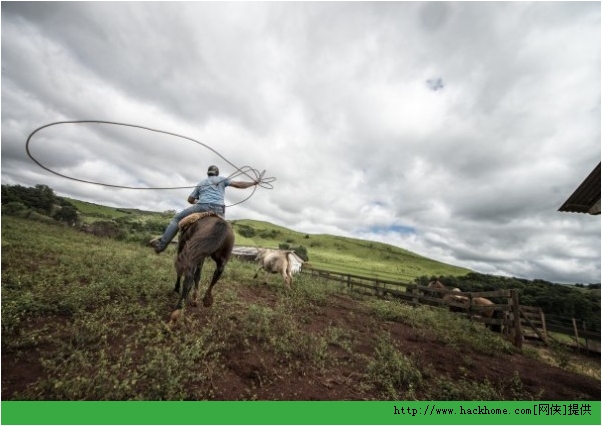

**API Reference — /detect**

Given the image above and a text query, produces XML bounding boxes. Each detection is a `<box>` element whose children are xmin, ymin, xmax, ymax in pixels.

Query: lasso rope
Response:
<box><xmin>25</xmin><ymin>120</ymin><xmax>275</xmax><ymax>207</ymax></box>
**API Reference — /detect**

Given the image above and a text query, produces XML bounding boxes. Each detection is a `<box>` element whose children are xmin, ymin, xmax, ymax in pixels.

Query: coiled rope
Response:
<box><xmin>25</xmin><ymin>120</ymin><xmax>275</xmax><ymax>207</ymax></box>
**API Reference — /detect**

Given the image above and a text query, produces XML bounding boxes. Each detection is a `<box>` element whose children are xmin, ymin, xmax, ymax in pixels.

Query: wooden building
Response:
<box><xmin>558</xmin><ymin>162</ymin><xmax>600</xmax><ymax>215</ymax></box>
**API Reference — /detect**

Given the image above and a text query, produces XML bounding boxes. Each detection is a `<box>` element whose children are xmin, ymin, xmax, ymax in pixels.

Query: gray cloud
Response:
<box><xmin>2</xmin><ymin>2</ymin><xmax>599</xmax><ymax>284</ymax></box>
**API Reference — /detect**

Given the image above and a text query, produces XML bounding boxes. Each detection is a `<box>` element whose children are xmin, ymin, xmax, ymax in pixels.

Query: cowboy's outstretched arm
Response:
<box><xmin>229</xmin><ymin>180</ymin><xmax>258</xmax><ymax>189</ymax></box>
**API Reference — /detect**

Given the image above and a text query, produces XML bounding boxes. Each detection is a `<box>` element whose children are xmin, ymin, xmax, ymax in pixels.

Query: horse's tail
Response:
<box><xmin>176</xmin><ymin>218</ymin><xmax>233</xmax><ymax>273</ymax></box>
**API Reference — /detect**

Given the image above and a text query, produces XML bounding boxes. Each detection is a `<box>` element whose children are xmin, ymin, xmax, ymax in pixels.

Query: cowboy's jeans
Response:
<box><xmin>157</xmin><ymin>203</ymin><xmax>225</xmax><ymax>248</ymax></box>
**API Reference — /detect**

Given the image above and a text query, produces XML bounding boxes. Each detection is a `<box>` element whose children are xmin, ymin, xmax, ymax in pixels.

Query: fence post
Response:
<box><xmin>468</xmin><ymin>293</ymin><xmax>474</xmax><ymax>323</ymax></box>
<box><xmin>572</xmin><ymin>318</ymin><xmax>581</xmax><ymax>352</ymax></box>
<box><xmin>505</xmin><ymin>296</ymin><xmax>512</xmax><ymax>336</ymax></box>
<box><xmin>511</xmin><ymin>290</ymin><xmax>522</xmax><ymax>349</ymax></box>
<box><xmin>411</xmin><ymin>286</ymin><xmax>418</xmax><ymax>306</ymax></box>
<box><xmin>582</xmin><ymin>321</ymin><xmax>590</xmax><ymax>355</ymax></box>
<box><xmin>539</xmin><ymin>309</ymin><xmax>547</xmax><ymax>342</ymax></box>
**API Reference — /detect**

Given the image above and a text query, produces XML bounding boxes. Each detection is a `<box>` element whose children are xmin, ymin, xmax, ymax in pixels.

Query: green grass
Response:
<box><xmin>2</xmin><ymin>214</ymin><xmax>596</xmax><ymax>401</ymax></box>
<box><xmin>66</xmin><ymin>198</ymin><xmax>133</xmax><ymax>219</ymax></box>
<box><xmin>230</xmin><ymin>219</ymin><xmax>470</xmax><ymax>282</ymax></box>
<box><xmin>66</xmin><ymin>198</ymin><xmax>171</xmax><ymax>224</ymax></box>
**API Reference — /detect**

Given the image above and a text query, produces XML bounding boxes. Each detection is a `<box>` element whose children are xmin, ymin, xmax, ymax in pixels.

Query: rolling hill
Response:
<box><xmin>230</xmin><ymin>219</ymin><xmax>471</xmax><ymax>282</ymax></box>
<box><xmin>65</xmin><ymin>197</ymin><xmax>471</xmax><ymax>282</ymax></box>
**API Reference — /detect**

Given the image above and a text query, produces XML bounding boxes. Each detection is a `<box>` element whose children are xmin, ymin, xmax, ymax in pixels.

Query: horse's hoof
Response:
<box><xmin>169</xmin><ymin>309</ymin><xmax>182</xmax><ymax>325</ymax></box>
<box><xmin>202</xmin><ymin>295</ymin><xmax>213</xmax><ymax>307</ymax></box>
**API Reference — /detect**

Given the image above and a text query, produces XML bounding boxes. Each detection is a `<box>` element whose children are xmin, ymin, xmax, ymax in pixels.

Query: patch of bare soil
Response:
<box><xmin>209</xmin><ymin>285</ymin><xmax>600</xmax><ymax>400</ymax></box>
<box><xmin>2</xmin><ymin>284</ymin><xmax>599</xmax><ymax>401</ymax></box>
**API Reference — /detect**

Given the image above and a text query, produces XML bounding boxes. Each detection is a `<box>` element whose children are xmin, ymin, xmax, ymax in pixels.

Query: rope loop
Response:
<box><xmin>25</xmin><ymin>120</ymin><xmax>275</xmax><ymax>207</ymax></box>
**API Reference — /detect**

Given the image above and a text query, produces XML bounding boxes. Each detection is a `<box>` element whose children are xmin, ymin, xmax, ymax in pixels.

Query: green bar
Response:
<box><xmin>2</xmin><ymin>401</ymin><xmax>601</xmax><ymax>425</ymax></box>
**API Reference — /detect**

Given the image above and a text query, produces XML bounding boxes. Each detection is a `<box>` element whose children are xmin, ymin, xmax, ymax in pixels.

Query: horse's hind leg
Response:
<box><xmin>203</xmin><ymin>259</ymin><xmax>227</xmax><ymax>307</ymax></box>
<box><xmin>190</xmin><ymin>259</ymin><xmax>205</xmax><ymax>307</ymax></box>
<box><xmin>169</xmin><ymin>270</ymin><xmax>195</xmax><ymax>325</ymax></box>
<box><xmin>173</xmin><ymin>275</ymin><xmax>182</xmax><ymax>294</ymax></box>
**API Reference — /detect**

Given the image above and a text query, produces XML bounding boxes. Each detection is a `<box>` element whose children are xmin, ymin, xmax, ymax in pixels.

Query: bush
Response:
<box><xmin>144</xmin><ymin>219</ymin><xmax>167</xmax><ymax>234</ymax></box>
<box><xmin>238</xmin><ymin>224</ymin><xmax>256</xmax><ymax>238</ymax></box>
<box><xmin>2</xmin><ymin>201</ymin><xmax>27</xmax><ymax>216</ymax></box>
<box><xmin>293</xmin><ymin>245</ymin><xmax>309</xmax><ymax>261</ymax></box>
<box><xmin>81</xmin><ymin>221</ymin><xmax>127</xmax><ymax>239</ymax></box>
<box><xmin>53</xmin><ymin>205</ymin><xmax>79</xmax><ymax>225</ymax></box>
<box><xmin>259</xmin><ymin>229</ymin><xmax>280</xmax><ymax>239</ymax></box>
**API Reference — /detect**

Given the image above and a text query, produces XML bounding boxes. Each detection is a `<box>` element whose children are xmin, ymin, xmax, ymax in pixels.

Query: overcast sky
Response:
<box><xmin>2</xmin><ymin>2</ymin><xmax>600</xmax><ymax>284</ymax></box>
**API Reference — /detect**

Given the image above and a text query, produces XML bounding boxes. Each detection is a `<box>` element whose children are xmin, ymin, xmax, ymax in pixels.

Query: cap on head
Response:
<box><xmin>207</xmin><ymin>165</ymin><xmax>219</xmax><ymax>176</ymax></box>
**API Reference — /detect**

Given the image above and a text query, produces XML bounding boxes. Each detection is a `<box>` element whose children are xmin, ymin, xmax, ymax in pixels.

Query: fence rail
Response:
<box><xmin>301</xmin><ymin>266</ymin><xmax>601</xmax><ymax>352</ymax></box>
<box><xmin>543</xmin><ymin>314</ymin><xmax>601</xmax><ymax>353</ymax></box>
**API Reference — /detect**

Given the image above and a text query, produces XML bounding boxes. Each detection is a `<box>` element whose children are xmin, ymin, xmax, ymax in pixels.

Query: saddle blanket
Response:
<box><xmin>178</xmin><ymin>211</ymin><xmax>220</xmax><ymax>231</ymax></box>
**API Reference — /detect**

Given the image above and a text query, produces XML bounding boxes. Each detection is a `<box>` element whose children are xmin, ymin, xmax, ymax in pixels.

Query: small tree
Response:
<box><xmin>33</xmin><ymin>184</ymin><xmax>56</xmax><ymax>214</ymax></box>
<box><xmin>53</xmin><ymin>205</ymin><xmax>79</xmax><ymax>225</ymax></box>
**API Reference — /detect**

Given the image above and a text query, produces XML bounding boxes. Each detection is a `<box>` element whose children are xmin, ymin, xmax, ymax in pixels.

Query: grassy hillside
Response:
<box><xmin>227</xmin><ymin>219</ymin><xmax>470</xmax><ymax>282</ymax></box>
<box><xmin>66</xmin><ymin>198</ymin><xmax>171</xmax><ymax>223</ymax></box>
<box><xmin>2</xmin><ymin>214</ymin><xmax>599</xmax><ymax>403</ymax></box>
<box><xmin>66</xmin><ymin>198</ymin><xmax>471</xmax><ymax>282</ymax></box>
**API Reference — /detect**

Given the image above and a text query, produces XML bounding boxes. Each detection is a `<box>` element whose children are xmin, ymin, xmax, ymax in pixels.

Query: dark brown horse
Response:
<box><xmin>169</xmin><ymin>213</ymin><xmax>234</xmax><ymax>324</ymax></box>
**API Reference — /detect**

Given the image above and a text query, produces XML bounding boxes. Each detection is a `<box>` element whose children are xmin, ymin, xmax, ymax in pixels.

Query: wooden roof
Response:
<box><xmin>558</xmin><ymin>162</ymin><xmax>601</xmax><ymax>215</ymax></box>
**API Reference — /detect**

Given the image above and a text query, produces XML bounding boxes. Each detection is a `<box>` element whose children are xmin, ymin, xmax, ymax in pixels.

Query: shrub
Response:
<box><xmin>2</xmin><ymin>201</ymin><xmax>27</xmax><ymax>216</ymax></box>
<box><xmin>293</xmin><ymin>245</ymin><xmax>309</xmax><ymax>261</ymax></box>
<box><xmin>258</xmin><ymin>229</ymin><xmax>280</xmax><ymax>239</ymax></box>
<box><xmin>53</xmin><ymin>205</ymin><xmax>79</xmax><ymax>225</ymax></box>
<box><xmin>238</xmin><ymin>224</ymin><xmax>256</xmax><ymax>238</ymax></box>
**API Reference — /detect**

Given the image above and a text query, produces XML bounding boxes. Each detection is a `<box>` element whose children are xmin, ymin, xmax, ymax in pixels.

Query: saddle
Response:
<box><xmin>178</xmin><ymin>211</ymin><xmax>220</xmax><ymax>232</ymax></box>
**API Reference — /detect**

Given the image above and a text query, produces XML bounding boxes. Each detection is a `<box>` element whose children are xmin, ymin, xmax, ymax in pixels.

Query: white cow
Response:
<box><xmin>253</xmin><ymin>248</ymin><xmax>294</xmax><ymax>289</ymax></box>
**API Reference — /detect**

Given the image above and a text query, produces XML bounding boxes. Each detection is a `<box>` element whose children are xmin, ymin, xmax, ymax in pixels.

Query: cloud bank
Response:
<box><xmin>2</xmin><ymin>2</ymin><xmax>600</xmax><ymax>283</ymax></box>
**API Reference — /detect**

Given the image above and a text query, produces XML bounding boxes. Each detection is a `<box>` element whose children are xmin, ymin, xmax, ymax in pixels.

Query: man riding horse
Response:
<box><xmin>150</xmin><ymin>165</ymin><xmax>258</xmax><ymax>253</ymax></box>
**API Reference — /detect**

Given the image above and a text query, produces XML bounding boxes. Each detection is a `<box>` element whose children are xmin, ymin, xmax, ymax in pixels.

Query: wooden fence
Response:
<box><xmin>404</xmin><ymin>284</ymin><xmax>525</xmax><ymax>348</ymax></box>
<box><xmin>544</xmin><ymin>314</ymin><xmax>601</xmax><ymax>354</ymax></box>
<box><xmin>300</xmin><ymin>267</ymin><xmax>600</xmax><ymax>352</ymax></box>
<box><xmin>301</xmin><ymin>267</ymin><xmax>411</xmax><ymax>296</ymax></box>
